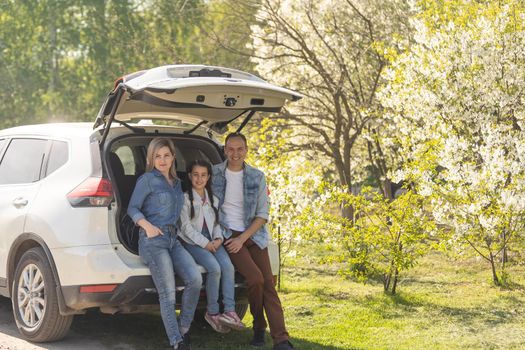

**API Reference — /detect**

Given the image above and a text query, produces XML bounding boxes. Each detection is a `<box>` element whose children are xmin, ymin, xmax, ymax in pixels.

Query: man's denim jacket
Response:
<box><xmin>127</xmin><ymin>169</ymin><xmax>184</xmax><ymax>230</ymax></box>
<box><xmin>212</xmin><ymin>160</ymin><xmax>270</xmax><ymax>249</ymax></box>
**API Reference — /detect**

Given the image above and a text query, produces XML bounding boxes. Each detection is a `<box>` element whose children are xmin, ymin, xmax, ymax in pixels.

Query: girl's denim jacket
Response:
<box><xmin>212</xmin><ymin>161</ymin><xmax>270</xmax><ymax>249</ymax></box>
<box><xmin>127</xmin><ymin>169</ymin><xmax>184</xmax><ymax>231</ymax></box>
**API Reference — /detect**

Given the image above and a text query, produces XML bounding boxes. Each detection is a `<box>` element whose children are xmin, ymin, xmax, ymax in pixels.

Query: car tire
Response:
<box><xmin>11</xmin><ymin>247</ymin><xmax>73</xmax><ymax>342</ymax></box>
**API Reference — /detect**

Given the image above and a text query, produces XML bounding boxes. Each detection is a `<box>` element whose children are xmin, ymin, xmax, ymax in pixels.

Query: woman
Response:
<box><xmin>127</xmin><ymin>137</ymin><xmax>201</xmax><ymax>350</ymax></box>
<box><xmin>179</xmin><ymin>160</ymin><xmax>245</xmax><ymax>334</ymax></box>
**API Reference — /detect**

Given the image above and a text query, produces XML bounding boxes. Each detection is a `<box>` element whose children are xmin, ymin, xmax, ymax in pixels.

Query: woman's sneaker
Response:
<box><xmin>205</xmin><ymin>312</ymin><xmax>230</xmax><ymax>333</ymax></box>
<box><xmin>218</xmin><ymin>311</ymin><xmax>246</xmax><ymax>331</ymax></box>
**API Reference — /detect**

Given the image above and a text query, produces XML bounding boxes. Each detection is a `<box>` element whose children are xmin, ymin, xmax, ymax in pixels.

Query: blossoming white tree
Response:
<box><xmin>379</xmin><ymin>1</ymin><xmax>525</xmax><ymax>285</ymax></box>
<box><xmin>249</xmin><ymin>0</ymin><xmax>413</xmax><ymax>218</ymax></box>
<box><xmin>245</xmin><ymin>119</ymin><xmax>324</xmax><ymax>267</ymax></box>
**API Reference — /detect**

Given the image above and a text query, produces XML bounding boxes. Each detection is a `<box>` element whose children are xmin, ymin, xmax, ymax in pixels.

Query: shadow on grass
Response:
<box><xmin>283</xmin><ymin>264</ymin><xmax>340</xmax><ymax>279</ymax></box>
<box><xmin>499</xmin><ymin>280</ymin><xmax>525</xmax><ymax>292</ymax></box>
<box><xmin>355</xmin><ymin>291</ymin><xmax>522</xmax><ymax>328</ymax></box>
<box><xmin>70</xmin><ymin>310</ymin><xmax>353</xmax><ymax>350</ymax></box>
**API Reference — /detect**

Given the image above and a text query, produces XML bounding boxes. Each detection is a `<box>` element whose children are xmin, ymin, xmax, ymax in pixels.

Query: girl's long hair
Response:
<box><xmin>145</xmin><ymin>137</ymin><xmax>178</xmax><ymax>179</ymax></box>
<box><xmin>187</xmin><ymin>159</ymin><xmax>219</xmax><ymax>222</ymax></box>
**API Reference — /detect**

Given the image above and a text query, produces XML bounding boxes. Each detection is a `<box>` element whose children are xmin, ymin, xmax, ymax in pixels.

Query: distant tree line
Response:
<box><xmin>0</xmin><ymin>0</ymin><xmax>254</xmax><ymax>127</ymax></box>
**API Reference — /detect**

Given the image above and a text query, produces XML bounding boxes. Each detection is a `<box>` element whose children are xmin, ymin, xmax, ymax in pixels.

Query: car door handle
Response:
<box><xmin>12</xmin><ymin>197</ymin><xmax>28</xmax><ymax>208</ymax></box>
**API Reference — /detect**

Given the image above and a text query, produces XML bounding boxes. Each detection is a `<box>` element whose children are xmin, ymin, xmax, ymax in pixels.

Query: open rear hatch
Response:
<box><xmin>96</xmin><ymin>65</ymin><xmax>302</xmax><ymax>254</ymax></box>
<box><xmin>94</xmin><ymin>65</ymin><xmax>302</xmax><ymax>143</ymax></box>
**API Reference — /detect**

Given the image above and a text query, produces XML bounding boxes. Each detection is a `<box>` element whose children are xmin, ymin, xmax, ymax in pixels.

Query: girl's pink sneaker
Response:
<box><xmin>218</xmin><ymin>311</ymin><xmax>246</xmax><ymax>331</ymax></box>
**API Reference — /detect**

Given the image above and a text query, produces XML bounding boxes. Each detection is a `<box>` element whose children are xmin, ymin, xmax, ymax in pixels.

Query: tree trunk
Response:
<box><xmin>382</xmin><ymin>178</ymin><xmax>393</xmax><ymax>200</ymax></box>
<box><xmin>391</xmin><ymin>267</ymin><xmax>399</xmax><ymax>295</ymax></box>
<box><xmin>489</xmin><ymin>253</ymin><xmax>501</xmax><ymax>286</ymax></box>
<box><xmin>384</xmin><ymin>255</ymin><xmax>397</xmax><ymax>292</ymax></box>
<box><xmin>335</xmin><ymin>155</ymin><xmax>354</xmax><ymax>222</ymax></box>
<box><xmin>501</xmin><ymin>230</ymin><xmax>508</xmax><ymax>264</ymax></box>
<box><xmin>342</xmin><ymin>202</ymin><xmax>355</xmax><ymax>224</ymax></box>
<box><xmin>383</xmin><ymin>272</ymin><xmax>391</xmax><ymax>292</ymax></box>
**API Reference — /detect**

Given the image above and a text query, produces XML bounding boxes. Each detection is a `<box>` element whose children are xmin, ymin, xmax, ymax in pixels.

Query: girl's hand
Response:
<box><xmin>213</xmin><ymin>238</ymin><xmax>223</xmax><ymax>248</ymax></box>
<box><xmin>205</xmin><ymin>241</ymin><xmax>217</xmax><ymax>253</ymax></box>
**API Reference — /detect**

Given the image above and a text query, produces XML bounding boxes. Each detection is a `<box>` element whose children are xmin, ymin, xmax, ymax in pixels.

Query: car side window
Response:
<box><xmin>0</xmin><ymin>138</ymin><xmax>47</xmax><ymax>185</ymax></box>
<box><xmin>46</xmin><ymin>140</ymin><xmax>69</xmax><ymax>176</ymax></box>
<box><xmin>115</xmin><ymin>146</ymin><xmax>136</xmax><ymax>175</ymax></box>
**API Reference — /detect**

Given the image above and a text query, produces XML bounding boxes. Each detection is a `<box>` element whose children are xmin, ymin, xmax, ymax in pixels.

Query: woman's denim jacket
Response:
<box><xmin>212</xmin><ymin>160</ymin><xmax>270</xmax><ymax>249</ymax></box>
<box><xmin>127</xmin><ymin>169</ymin><xmax>184</xmax><ymax>230</ymax></box>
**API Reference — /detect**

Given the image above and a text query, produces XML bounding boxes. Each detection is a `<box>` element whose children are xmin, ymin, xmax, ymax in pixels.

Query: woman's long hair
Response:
<box><xmin>187</xmin><ymin>159</ymin><xmax>219</xmax><ymax>222</ymax></box>
<box><xmin>145</xmin><ymin>137</ymin><xmax>178</xmax><ymax>179</ymax></box>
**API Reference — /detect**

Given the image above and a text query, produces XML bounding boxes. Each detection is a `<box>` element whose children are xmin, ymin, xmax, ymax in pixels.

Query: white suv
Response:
<box><xmin>0</xmin><ymin>65</ymin><xmax>301</xmax><ymax>342</ymax></box>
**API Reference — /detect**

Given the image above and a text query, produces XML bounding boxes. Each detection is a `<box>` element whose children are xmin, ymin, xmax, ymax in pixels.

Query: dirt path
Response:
<box><xmin>0</xmin><ymin>296</ymin><xmax>146</xmax><ymax>350</ymax></box>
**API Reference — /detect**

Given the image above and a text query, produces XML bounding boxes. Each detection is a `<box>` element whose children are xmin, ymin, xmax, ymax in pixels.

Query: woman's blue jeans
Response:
<box><xmin>183</xmin><ymin>242</ymin><xmax>236</xmax><ymax>314</ymax></box>
<box><xmin>138</xmin><ymin>226</ymin><xmax>202</xmax><ymax>346</ymax></box>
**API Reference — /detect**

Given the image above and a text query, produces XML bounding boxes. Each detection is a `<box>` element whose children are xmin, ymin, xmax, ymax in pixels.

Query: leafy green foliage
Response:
<box><xmin>299</xmin><ymin>185</ymin><xmax>437</xmax><ymax>294</ymax></box>
<box><xmin>0</xmin><ymin>0</ymin><xmax>253</xmax><ymax>128</ymax></box>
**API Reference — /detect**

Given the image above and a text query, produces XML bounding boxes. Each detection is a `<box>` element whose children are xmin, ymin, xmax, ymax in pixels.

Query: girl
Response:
<box><xmin>127</xmin><ymin>137</ymin><xmax>201</xmax><ymax>350</ymax></box>
<box><xmin>179</xmin><ymin>159</ymin><xmax>245</xmax><ymax>333</ymax></box>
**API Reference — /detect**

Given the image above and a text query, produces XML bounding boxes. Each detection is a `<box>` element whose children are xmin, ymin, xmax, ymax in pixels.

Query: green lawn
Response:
<box><xmin>278</xmin><ymin>252</ymin><xmax>525</xmax><ymax>350</ymax></box>
<box><xmin>71</xmin><ymin>252</ymin><xmax>525</xmax><ymax>349</ymax></box>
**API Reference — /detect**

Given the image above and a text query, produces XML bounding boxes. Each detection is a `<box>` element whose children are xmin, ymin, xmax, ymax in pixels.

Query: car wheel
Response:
<box><xmin>11</xmin><ymin>247</ymin><xmax>73</xmax><ymax>342</ymax></box>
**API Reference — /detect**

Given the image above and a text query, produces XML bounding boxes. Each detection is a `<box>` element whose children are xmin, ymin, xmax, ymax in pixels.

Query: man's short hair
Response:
<box><xmin>225</xmin><ymin>132</ymin><xmax>247</xmax><ymax>146</ymax></box>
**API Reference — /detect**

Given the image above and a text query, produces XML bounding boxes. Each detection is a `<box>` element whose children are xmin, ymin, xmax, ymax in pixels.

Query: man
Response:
<box><xmin>212</xmin><ymin>132</ymin><xmax>293</xmax><ymax>350</ymax></box>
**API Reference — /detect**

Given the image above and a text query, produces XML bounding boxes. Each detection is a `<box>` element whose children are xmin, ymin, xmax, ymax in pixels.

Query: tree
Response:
<box><xmin>249</xmin><ymin>0</ymin><xmax>413</xmax><ymax>218</ymax></box>
<box><xmin>379</xmin><ymin>0</ymin><xmax>525</xmax><ymax>285</ymax></box>
<box><xmin>245</xmin><ymin>119</ymin><xmax>324</xmax><ymax>269</ymax></box>
<box><xmin>199</xmin><ymin>0</ymin><xmax>257</xmax><ymax>72</ymax></box>
<box><xmin>299</xmin><ymin>185</ymin><xmax>436</xmax><ymax>294</ymax></box>
<box><xmin>0</xmin><ymin>0</ymin><xmax>251</xmax><ymax>127</ymax></box>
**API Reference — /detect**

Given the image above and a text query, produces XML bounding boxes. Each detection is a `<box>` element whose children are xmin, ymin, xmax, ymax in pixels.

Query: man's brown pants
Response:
<box><xmin>228</xmin><ymin>235</ymin><xmax>289</xmax><ymax>345</ymax></box>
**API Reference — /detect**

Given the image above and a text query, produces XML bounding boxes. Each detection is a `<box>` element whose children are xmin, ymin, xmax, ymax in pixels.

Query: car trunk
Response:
<box><xmin>105</xmin><ymin>133</ymin><xmax>223</xmax><ymax>254</ymax></box>
<box><xmin>96</xmin><ymin>65</ymin><xmax>301</xmax><ymax>254</ymax></box>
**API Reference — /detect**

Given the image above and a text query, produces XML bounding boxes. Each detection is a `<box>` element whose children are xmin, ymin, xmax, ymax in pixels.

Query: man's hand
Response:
<box><xmin>224</xmin><ymin>236</ymin><xmax>245</xmax><ymax>254</ymax></box>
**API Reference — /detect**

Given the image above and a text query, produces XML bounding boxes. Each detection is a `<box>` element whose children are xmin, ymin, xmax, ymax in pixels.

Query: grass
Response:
<box><xmin>70</xmin><ymin>251</ymin><xmax>525</xmax><ymax>349</ymax></box>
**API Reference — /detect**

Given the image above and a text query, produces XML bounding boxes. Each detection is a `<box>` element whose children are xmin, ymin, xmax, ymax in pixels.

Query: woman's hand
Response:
<box><xmin>142</xmin><ymin>221</ymin><xmax>163</xmax><ymax>238</ymax></box>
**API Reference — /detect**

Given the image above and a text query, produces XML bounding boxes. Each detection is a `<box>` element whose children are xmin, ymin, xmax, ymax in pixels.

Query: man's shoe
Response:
<box><xmin>173</xmin><ymin>340</ymin><xmax>189</xmax><ymax>350</ymax></box>
<box><xmin>250</xmin><ymin>329</ymin><xmax>266</xmax><ymax>347</ymax></box>
<box><xmin>273</xmin><ymin>340</ymin><xmax>294</xmax><ymax>350</ymax></box>
<box><xmin>183</xmin><ymin>333</ymin><xmax>191</xmax><ymax>349</ymax></box>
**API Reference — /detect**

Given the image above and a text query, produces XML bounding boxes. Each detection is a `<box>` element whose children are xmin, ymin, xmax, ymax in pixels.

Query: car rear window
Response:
<box><xmin>0</xmin><ymin>138</ymin><xmax>47</xmax><ymax>185</ymax></box>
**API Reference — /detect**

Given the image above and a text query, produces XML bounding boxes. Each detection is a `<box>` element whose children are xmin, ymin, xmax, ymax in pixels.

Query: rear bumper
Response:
<box><xmin>61</xmin><ymin>273</ymin><xmax>248</xmax><ymax>313</ymax></box>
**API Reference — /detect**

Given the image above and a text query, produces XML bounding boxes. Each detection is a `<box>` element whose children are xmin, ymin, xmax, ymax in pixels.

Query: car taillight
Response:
<box><xmin>67</xmin><ymin>177</ymin><xmax>113</xmax><ymax>207</ymax></box>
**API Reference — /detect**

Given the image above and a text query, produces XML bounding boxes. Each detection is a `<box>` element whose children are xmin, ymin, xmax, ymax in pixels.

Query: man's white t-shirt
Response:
<box><xmin>222</xmin><ymin>168</ymin><xmax>246</xmax><ymax>231</ymax></box>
